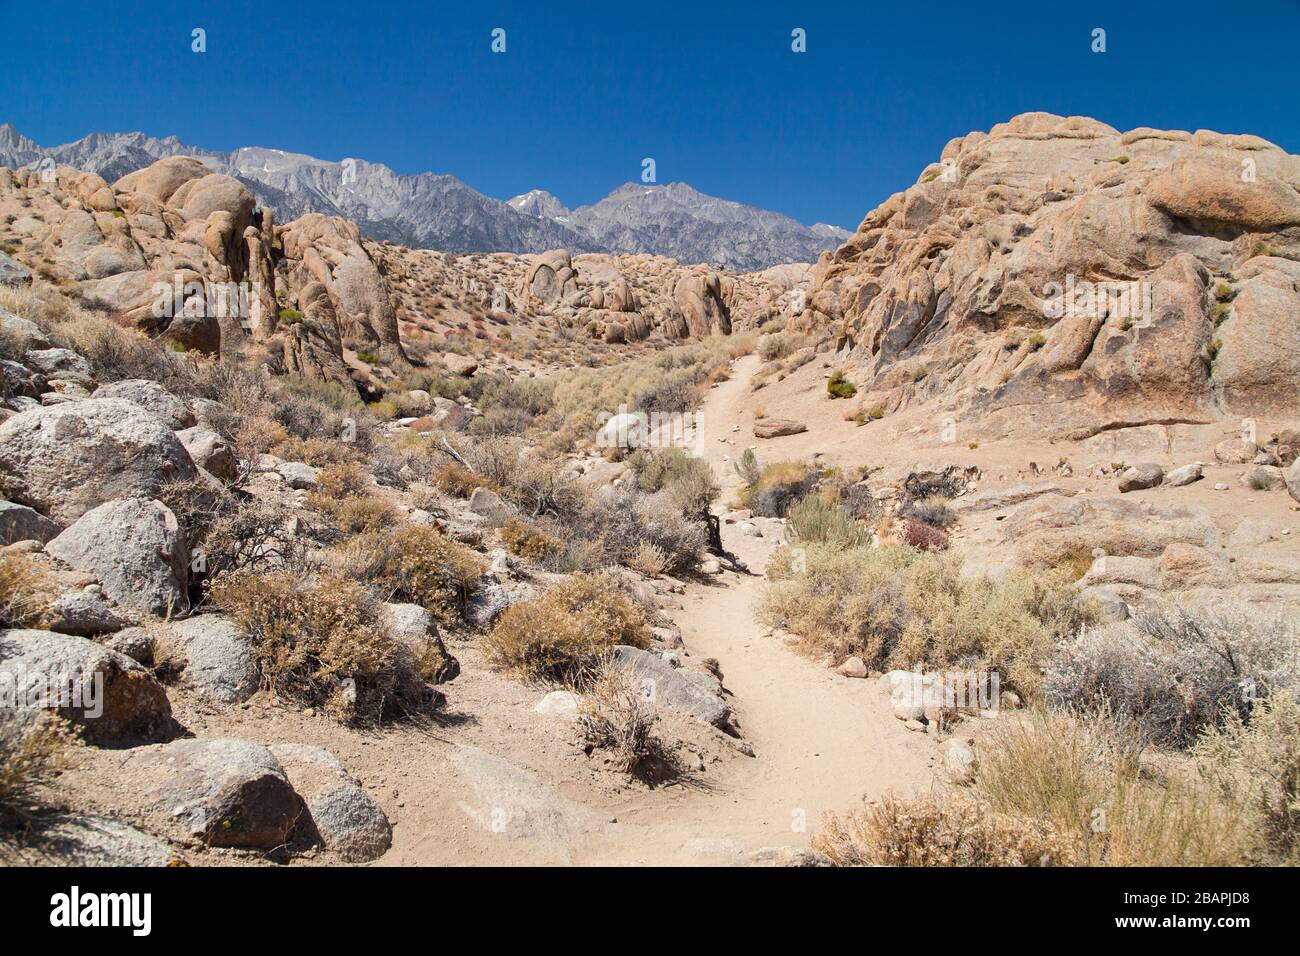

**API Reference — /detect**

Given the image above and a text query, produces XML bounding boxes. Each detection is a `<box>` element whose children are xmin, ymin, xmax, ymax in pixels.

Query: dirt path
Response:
<box><xmin>574</xmin><ymin>355</ymin><xmax>938</xmax><ymax>863</ymax></box>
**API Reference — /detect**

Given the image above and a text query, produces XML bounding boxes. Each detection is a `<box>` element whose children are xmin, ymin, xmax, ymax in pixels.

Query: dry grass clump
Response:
<box><xmin>814</xmin><ymin>794</ymin><xmax>1079</xmax><ymax>866</ymax></box>
<box><xmin>736</xmin><ymin>460</ymin><xmax>818</xmax><ymax>517</ymax></box>
<box><xmin>1194</xmin><ymin>694</ymin><xmax>1300</xmax><ymax>863</ymax></box>
<box><xmin>501</xmin><ymin>517</ymin><xmax>563</xmax><ymax>562</ymax></box>
<box><xmin>761</xmin><ymin>544</ymin><xmax>1095</xmax><ymax>697</ymax></box>
<box><xmin>210</xmin><ymin>569</ymin><xmax>428</xmax><ymax>723</ymax></box>
<box><xmin>785</xmin><ymin>495</ymin><xmax>871</xmax><ymax>550</ymax></box>
<box><xmin>429</xmin><ymin>462</ymin><xmax>493</xmax><ymax>498</ymax></box>
<box><xmin>306</xmin><ymin>462</ymin><xmax>399</xmax><ymax>534</ymax></box>
<box><xmin>628</xmin><ymin>541</ymin><xmax>671</xmax><ymax>578</ymax></box>
<box><xmin>0</xmin><ymin>553</ymin><xmax>53</xmax><ymax>628</ymax></box>
<box><xmin>578</xmin><ymin>658</ymin><xmax>660</xmax><ymax>772</ymax></box>
<box><xmin>1045</xmin><ymin>603</ymin><xmax>1299</xmax><ymax>748</ymax></box>
<box><xmin>973</xmin><ymin>711</ymin><xmax>1249</xmax><ymax>866</ymax></box>
<box><xmin>0</xmin><ymin>712</ymin><xmax>78</xmax><ymax>826</ymax></box>
<box><xmin>342</xmin><ymin>525</ymin><xmax>487</xmax><ymax>625</ymax></box>
<box><xmin>817</xmin><ymin>710</ymin><xmax>1252</xmax><ymax>866</ymax></box>
<box><xmin>483</xmin><ymin>574</ymin><xmax>651</xmax><ymax>685</ymax></box>
<box><xmin>626</xmin><ymin>447</ymin><xmax>718</xmax><ymax>518</ymax></box>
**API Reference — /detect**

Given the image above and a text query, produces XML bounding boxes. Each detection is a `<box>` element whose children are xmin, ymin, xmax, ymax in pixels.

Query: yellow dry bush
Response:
<box><xmin>342</xmin><ymin>525</ymin><xmax>487</xmax><ymax>625</ymax></box>
<box><xmin>483</xmin><ymin>573</ymin><xmax>651</xmax><ymax>685</ymax></box>
<box><xmin>501</xmin><ymin>518</ymin><xmax>562</xmax><ymax>562</ymax></box>
<box><xmin>0</xmin><ymin>713</ymin><xmax>78</xmax><ymax>826</ymax></box>
<box><xmin>814</xmin><ymin>794</ymin><xmax>1079</xmax><ymax>867</ymax></box>
<box><xmin>0</xmin><ymin>553</ymin><xmax>53</xmax><ymax>629</ymax></box>
<box><xmin>210</xmin><ymin>568</ymin><xmax>426</xmax><ymax>723</ymax></box>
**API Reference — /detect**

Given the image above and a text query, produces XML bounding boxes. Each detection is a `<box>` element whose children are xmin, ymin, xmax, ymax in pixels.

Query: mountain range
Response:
<box><xmin>0</xmin><ymin>124</ymin><xmax>849</xmax><ymax>270</ymax></box>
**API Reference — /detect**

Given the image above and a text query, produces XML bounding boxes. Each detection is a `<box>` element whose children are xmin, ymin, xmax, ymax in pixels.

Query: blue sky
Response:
<box><xmin>2</xmin><ymin>1</ymin><xmax>1298</xmax><ymax>230</ymax></box>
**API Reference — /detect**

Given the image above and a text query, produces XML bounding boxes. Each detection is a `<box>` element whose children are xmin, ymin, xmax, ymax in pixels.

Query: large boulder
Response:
<box><xmin>45</xmin><ymin>498</ymin><xmax>189</xmax><ymax>616</ymax></box>
<box><xmin>0</xmin><ymin>251</ymin><xmax>32</xmax><ymax>287</ymax></box>
<box><xmin>109</xmin><ymin>738</ymin><xmax>302</xmax><ymax>849</ymax></box>
<box><xmin>753</xmin><ymin>418</ymin><xmax>808</xmax><ymax>438</ymax></box>
<box><xmin>376</xmin><ymin>602</ymin><xmax>459</xmax><ymax>684</ymax></box>
<box><xmin>174</xmin><ymin>426</ymin><xmax>238</xmax><ymax>483</ymax></box>
<box><xmin>161</xmin><ymin>615</ymin><xmax>258</xmax><ymax>703</ymax></box>
<box><xmin>0</xmin><ymin>500</ymin><xmax>61</xmax><ymax>545</ymax></box>
<box><xmin>1288</xmin><ymin>457</ymin><xmax>1300</xmax><ymax>504</ymax></box>
<box><xmin>268</xmin><ymin>744</ymin><xmax>391</xmax><ymax>862</ymax></box>
<box><xmin>0</xmin><ymin>399</ymin><xmax>198</xmax><ymax>523</ymax></box>
<box><xmin>0</xmin><ymin>629</ymin><xmax>175</xmax><ymax>746</ymax></box>
<box><xmin>611</xmin><ymin>645</ymin><xmax>729</xmax><ymax>727</ymax></box>
<box><xmin>91</xmin><ymin>379</ymin><xmax>195</xmax><ymax>430</ymax></box>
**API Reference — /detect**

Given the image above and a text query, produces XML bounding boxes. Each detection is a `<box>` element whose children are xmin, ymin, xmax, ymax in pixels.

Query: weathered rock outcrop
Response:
<box><xmin>807</xmin><ymin>113</ymin><xmax>1300</xmax><ymax>437</ymax></box>
<box><xmin>0</xmin><ymin>399</ymin><xmax>198</xmax><ymax>523</ymax></box>
<box><xmin>46</xmin><ymin>498</ymin><xmax>190</xmax><ymax>616</ymax></box>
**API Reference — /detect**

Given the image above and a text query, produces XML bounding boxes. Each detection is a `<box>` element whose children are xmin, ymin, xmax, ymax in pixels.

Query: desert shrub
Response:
<box><xmin>1044</xmin><ymin>604</ymin><xmax>1299</xmax><ymax>748</ymax></box>
<box><xmin>48</xmin><ymin>314</ymin><xmax>187</xmax><ymax>386</ymax></box>
<box><xmin>304</xmin><ymin>463</ymin><xmax>399</xmax><ymax>534</ymax></box>
<box><xmin>900</xmin><ymin>495</ymin><xmax>954</xmax><ymax>528</ymax></box>
<box><xmin>900</xmin><ymin>518</ymin><xmax>949</xmax><ymax>551</ymax></box>
<box><xmin>0</xmin><ymin>553</ymin><xmax>53</xmax><ymax>628</ymax></box>
<box><xmin>187</xmin><ymin>495</ymin><xmax>301</xmax><ymax>585</ymax></box>
<box><xmin>838</xmin><ymin>483</ymin><xmax>882</xmax><ymax>522</ymax></box>
<box><xmin>786</xmin><ymin>496</ymin><xmax>870</xmax><ymax>550</ymax></box>
<box><xmin>627</xmin><ymin>447</ymin><xmax>718</xmax><ymax>517</ymax></box>
<box><xmin>761</xmin><ymin>544</ymin><xmax>1094</xmax><ymax>697</ymax></box>
<box><xmin>0</xmin><ymin>712</ymin><xmax>78</xmax><ymax>826</ymax></box>
<box><xmin>732</xmin><ymin>447</ymin><xmax>761</xmax><ymax>487</ymax></box>
<box><xmin>814</xmin><ymin>794</ymin><xmax>1078</xmax><ymax>866</ymax></box>
<box><xmin>578</xmin><ymin>488</ymin><xmax>707</xmax><ymax>574</ymax></box>
<box><xmin>501</xmin><ymin>517</ymin><xmax>563</xmax><ymax>562</ymax></box>
<box><xmin>274</xmin><ymin>435</ymin><xmax>361</xmax><ymax>468</ymax></box>
<box><xmin>740</xmin><ymin>461</ymin><xmax>817</xmax><ymax>517</ymax></box>
<box><xmin>483</xmin><ymin>574</ymin><xmax>650</xmax><ymax>685</ymax></box>
<box><xmin>464</xmin><ymin>437</ymin><xmax>586</xmax><ymax>518</ymax></box>
<box><xmin>826</xmin><ymin>368</ymin><xmax>857</xmax><ymax>399</ymax></box>
<box><xmin>1194</xmin><ymin>694</ymin><xmax>1300</xmax><ymax>863</ymax></box>
<box><xmin>578</xmin><ymin>658</ymin><xmax>661</xmax><ymax>773</ymax></box>
<box><xmin>972</xmin><ymin>710</ymin><xmax>1249</xmax><ymax>866</ymax></box>
<box><xmin>628</xmin><ymin>541</ymin><xmax>671</xmax><ymax>578</ymax></box>
<box><xmin>210</xmin><ymin>569</ymin><xmax>430</xmax><ymax>723</ymax></box>
<box><xmin>342</xmin><ymin>525</ymin><xmax>487</xmax><ymax>625</ymax></box>
<box><xmin>430</xmin><ymin>462</ymin><xmax>492</xmax><ymax>498</ymax></box>
<box><xmin>633</xmin><ymin>378</ymin><xmax>699</xmax><ymax>414</ymax></box>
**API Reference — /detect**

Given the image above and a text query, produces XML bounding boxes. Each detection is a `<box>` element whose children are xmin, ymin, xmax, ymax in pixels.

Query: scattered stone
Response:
<box><xmin>534</xmin><ymin>690</ymin><xmax>580</xmax><ymax>720</ymax></box>
<box><xmin>91</xmin><ymin>379</ymin><xmax>195</xmax><ymax>430</ymax></box>
<box><xmin>611</xmin><ymin>645</ymin><xmax>729</xmax><ymax>727</ymax></box>
<box><xmin>175</xmin><ymin>426</ymin><xmax>238</xmax><ymax>483</ymax></box>
<box><xmin>276</xmin><ymin>461</ymin><xmax>319</xmax><ymax>490</ymax></box>
<box><xmin>29</xmin><ymin>814</ymin><xmax>180</xmax><ymax>867</ymax></box>
<box><xmin>753</xmin><ymin>418</ymin><xmax>808</xmax><ymax>439</ymax></box>
<box><xmin>45</xmin><ymin>585</ymin><xmax>131</xmax><ymax>636</ymax></box>
<box><xmin>1214</xmin><ymin>438</ymin><xmax>1258</xmax><ymax>464</ymax></box>
<box><xmin>1164</xmin><ymin>463</ymin><xmax>1203</xmax><ymax>487</ymax></box>
<box><xmin>269</xmin><ymin>744</ymin><xmax>391</xmax><ymax>862</ymax></box>
<box><xmin>0</xmin><ymin>399</ymin><xmax>198</xmax><ymax>523</ymax></box>
<box><xmin>113</xmin><ymin>738</ymin><xmax>303</xmax><ymax>849</ymax></box>
<box><xmin>1241</xmin><ymin>465</ymin><xmax>1285</xmax><ymax>491</ymax></box>
<box><xmin>837</xmin><ymin>656</ymin><xmax>868</xmax><ymax>678</ymax></box>
<box><xmin>0</xmin><ymin>499</ymin><xmax>61</xmax><ymax>545</ymax></box>
<box><xmin>162</xmin><ymin>615</ymin><xmax>259</xmax><ymax>703</ymax></box>
<box><xmin>1117</xmin><ymin>463</ymin><xmax>1164</xmax><ymax>492</ymax></box>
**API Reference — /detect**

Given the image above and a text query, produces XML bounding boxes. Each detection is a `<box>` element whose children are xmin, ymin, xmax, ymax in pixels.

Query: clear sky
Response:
<box><xmin>3</xmin><ymin>1</ymin><xmax>1298</xmax><ymax>230</ymax></box>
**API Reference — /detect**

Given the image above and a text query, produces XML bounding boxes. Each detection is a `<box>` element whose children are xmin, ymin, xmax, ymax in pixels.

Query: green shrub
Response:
<box><xmin>827</xmin><ymin>369</ymin><xmax>857</xmax><ymax>399</ymax></box>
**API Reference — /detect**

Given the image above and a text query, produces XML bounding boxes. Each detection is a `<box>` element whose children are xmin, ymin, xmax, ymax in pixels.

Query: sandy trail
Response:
<box><xmin>575</xmin><ymin>355</ymin><xmax>937</xmax><ymax>863</ymax></box>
